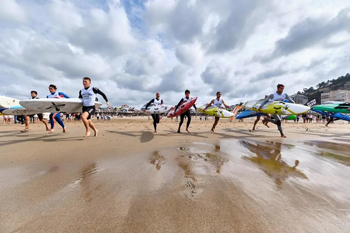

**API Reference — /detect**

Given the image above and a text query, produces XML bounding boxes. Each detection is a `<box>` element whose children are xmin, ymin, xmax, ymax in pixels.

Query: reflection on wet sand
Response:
<box><xmin>241</xmin><ymin>140</ymin><xmax>307</xmax><ymax>188</ymax></box>
<box><xmin>304</xmin><ymin>140</ymin><xmax>350</xmax><ymax>166</ymax></box>
<box><xmin>2</xmin><ymin>139</ymin><xmax>350</xmax><ymax>232</ymax></box>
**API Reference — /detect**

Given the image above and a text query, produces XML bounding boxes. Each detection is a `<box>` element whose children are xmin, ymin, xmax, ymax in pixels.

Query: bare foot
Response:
<box><xmin>281</xmin><ymin>135</ymin><xmax>287</xmax><ymax>138</ymax></box>
<box><xmin>154</xmin><ymin>130</ymin><xmax>157</xmax><ymax>133</ymax></box>
<box><xmin>62</xmin><ymin>127</ymin><xmax>66</xmax><ymax>133</ymax></box>
<box><xmin>211</xmin><ymin>128</ymin><xmax>214</xmax><ymax>132</ymax></box>
<box><xmin>177</xmin><ymin>130</ymin><xmax>181</xmax><ymax>133</ymax></box>
<box><xmin>20</xmin><ymin>129</ymin><xmax>29</xmax><ymax>133</ymax></box>
<box><xmin>46</xmin><ymin>128</ymin><xmax>50</xmax><ymax>131</ymax></box>
<box><xmin>94</xmin><ymin>130</ymin><xmax>98</xmax><ymax>137</ymax></box>
<box><xmin>48</xmin><ymin>129</ymin><xmax>54</xmax><ymax>134</ymax></box>
<box><xmin>186</xmin><ymin>128</ymin><xmax>190</xmax><ymax>133</ymax></box>
<box><xmin>85</xmin><ymin>131</ymin><xmax>91</xmax><ymax>137</ymax></box>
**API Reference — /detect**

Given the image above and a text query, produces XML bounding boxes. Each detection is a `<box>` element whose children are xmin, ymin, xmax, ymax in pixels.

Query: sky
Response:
<box><xmin>0</xmin><ymin>0</ymin><xmax>349</xmax><ymax>107</ymax></box>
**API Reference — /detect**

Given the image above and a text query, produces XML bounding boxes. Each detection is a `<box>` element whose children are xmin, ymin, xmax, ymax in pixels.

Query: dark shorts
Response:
<box><xmin>82</xmin><ymin>106</ymin><xmax>95</xmax><ymax>120</ymax></box>
<box><xmin>27</xmin><ymin>114</ymin><xmax>43</xmax><ymax>121</ymax></box>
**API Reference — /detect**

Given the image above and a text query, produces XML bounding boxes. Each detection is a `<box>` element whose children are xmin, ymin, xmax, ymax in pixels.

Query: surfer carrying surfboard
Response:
<box><xmin>144</xmin><ymin>92</ymin><xmax>163</xmax><ymax>133</ymax></box>
<box><xmin>21</xmin><ymin>91</ymin><xmax>50</xmax><ymax>133</ymax></box>
<box><xmin>258</xmin><ymin>84</ymin><xmax>295</xmax><ymax>138</ymax></box>
<box><xmin>47</xmin><ymin>84</ymin><xmax>69</xmax><ymax>134</ymax></box>
<box><xmin>251</xmin><ymin>95</ymin><xmax>270</xmax><ymax>132</ymax></box>
<box><xmin>203</xmin><ymin>92</ymin><xmax>230</xmax><ymax>132</ymax></box>
<box><xmin>79</xmin><ymin>77</ymin><xmax>110</xmax><ymax>137</ymax></box>
<box><xmin>175</xmin><ymin>90</ymin><xmax>197</xmax><ymax>133</ymax></box>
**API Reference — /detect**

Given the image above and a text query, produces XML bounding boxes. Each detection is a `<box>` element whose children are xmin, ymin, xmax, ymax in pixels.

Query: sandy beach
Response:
<box><xmin>1</xmin><ymin>117</ymin><xmax>350</xmax><ymax>232</ymax></box>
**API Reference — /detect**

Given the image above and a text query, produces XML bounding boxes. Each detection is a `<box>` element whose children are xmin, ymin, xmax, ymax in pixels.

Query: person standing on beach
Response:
<box><xmin>144</xmin><ymin>92</ymin><xmax>163</xmax><ymax>133</ymax></box>
<box><xmin>47</xmin><ymin>84</ymin><xmax>69</xmax><ymax>134</ymax></box>
<box><xmin>203</xmin><ymin>91</ymin><xmax>230</xmax><ymax>132</ymax></box>
<box><xmin>79</xmin><ymin>77</ymin><xmax>110</xmax><ymax>137</ymax></box>
<box><xmin>258</xmin><ymin>84</ymin><xmax>295</xmax><ymax>138</ymax></box>
<box><xmin>21</xmin><ymin>91</ymin><xmax>49</xmax><ymax>133</ymax></box>
<box><xmin>175</xmin><ymin>90</ymin><xmax>197</xmax><ymax>133</ymax></box>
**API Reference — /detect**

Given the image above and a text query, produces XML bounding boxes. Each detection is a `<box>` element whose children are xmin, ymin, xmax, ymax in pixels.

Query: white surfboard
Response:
<box><xmin>0</xmin><ymin>106</ymin><xmax>44</xmax><ymax>115</ymax></box>
<box><xmin>136</xmin><ymin>104</ymin><xmax>172</xmax><ymax>114</ymax></box>
<box><xmin>19</xmin><ymin>98</ymin><xmax>103</xmax><ymax>113</ymax></box>
<box><xmin>0</xmin><ymin>95</ymin><xmax>20</xmax><ymax>108</ymax></box>
<box><xmin>244</xmin><ymin>99</ymin><xmax>310</xmax><ymax>115</ymax></box>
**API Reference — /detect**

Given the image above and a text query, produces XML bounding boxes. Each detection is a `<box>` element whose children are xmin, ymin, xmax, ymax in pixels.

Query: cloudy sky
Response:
<box><xmin>0</xmin><ymin>0</ymin><xmax>349</xmax><ymax>107</ymax></box>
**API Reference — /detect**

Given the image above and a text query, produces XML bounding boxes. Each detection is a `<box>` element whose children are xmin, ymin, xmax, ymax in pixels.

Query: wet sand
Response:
<box><xmin>1</xmin><ymin>118</ymin><xmax>350</xmax><ymax>232</ymax></box>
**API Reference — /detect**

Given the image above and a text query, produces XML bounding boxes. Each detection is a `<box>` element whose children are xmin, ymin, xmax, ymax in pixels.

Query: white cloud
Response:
<box><xmin>0</xmin><ymin>0</ymin><xmax>27</xmax><ymax>24</ymax></box>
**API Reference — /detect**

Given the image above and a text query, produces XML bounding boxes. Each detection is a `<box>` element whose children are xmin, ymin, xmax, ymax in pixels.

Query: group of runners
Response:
<box><xmin>143</xmin><ymin>84</ymin><xmax>294</xmax><ymax>138</ymax></box>
<box><xmin>14</xmin><ymin>79</ymin><xmax>295</xmax><ymax>138</ymax></box>
<box><xmin>19</xmin><ymin>77</ymin><xmax>110</xmax><ymax>137</ymax></box>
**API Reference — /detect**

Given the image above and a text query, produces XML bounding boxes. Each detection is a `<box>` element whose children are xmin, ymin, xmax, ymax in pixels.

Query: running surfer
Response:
<box><xmin>175</xmin><ymin>90</ymin><xmax>197</xmax><ymax>133</ymax></box>
<box><xmin>21</xmin><ymin>91</ymin><xmax>50</xmax><ymax>133</ymax></box>
<box><xmin>250</xmin><ymin>95</ymin><xmax>270</xmax><ymax>132</ymax></box>
<box><xmin>47</xmin><ymin>84</ymin><xmax>69</xmax><ymax>134</ymax></box>
<box><xmin>144</xmin><ymin>92</ymin><xmax>163</xmax><ymax>133</ymax></box>
<box><xmin>203</xmin><ymin>91</ymin><xmax>230</xmax><ymax>132</ymax></box>
<box><xmin>79</xmin><ymin>77</ymin><xmax>110</xmax><ymax>137</ymax></box>
<box><xmin>258</xmin><ymin>84</ymin><xmax>295</xmax><ymax>138</ymax></box>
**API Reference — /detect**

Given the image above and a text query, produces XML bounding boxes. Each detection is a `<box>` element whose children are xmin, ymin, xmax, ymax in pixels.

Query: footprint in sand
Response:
<box><xmin>150</xmin><ymin>151</ymin><xmax>165</xmax><ymax>171</ymax></box>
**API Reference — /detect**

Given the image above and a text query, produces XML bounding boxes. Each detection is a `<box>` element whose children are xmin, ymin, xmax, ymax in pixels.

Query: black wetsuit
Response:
<box><xmin>145</xmin><ymin>98</ymin><xmax>163</xmax><ymax>131</ymax></box>
<box><xmin>175</xmin><ymin>97</ymin><xmax>197</xmax><ymax>130</ymax></box>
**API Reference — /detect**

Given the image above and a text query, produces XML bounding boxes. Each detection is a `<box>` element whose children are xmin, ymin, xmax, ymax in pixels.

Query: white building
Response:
<box><xmin>321</xmin><ymin>90</ymin><xmax>350</xmax><ymax>103</ymax></box>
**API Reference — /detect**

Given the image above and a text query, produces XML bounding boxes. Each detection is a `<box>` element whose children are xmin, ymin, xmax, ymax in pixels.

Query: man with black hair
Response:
<box><xmin>258</xmin><ymin>84</ymin><xmax>294</xmax><ymax>138</ymax></box>
<box><xmin>21</xmin><ymin>91</ymin><xmax>50</xmax><ymax>132</ymax></box>
<box><xmin>79</xmin><ymin>77</ymin><xmax>110</xmax><ymax>137</ymax></box>
<box><xmin>175</xmin><ymin>90</ymin><xmax>197</xmax><ymax>133</ymax></box>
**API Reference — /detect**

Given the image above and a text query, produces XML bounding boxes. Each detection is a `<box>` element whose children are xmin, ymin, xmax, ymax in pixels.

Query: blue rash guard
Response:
<box><xmin>47</xmin><ymin>92</ymin><xmax>70</xmax><ymax>129</ymax></box>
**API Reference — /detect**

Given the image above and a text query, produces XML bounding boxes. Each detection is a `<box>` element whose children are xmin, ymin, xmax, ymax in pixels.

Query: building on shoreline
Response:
<box><xmin>321</xmin><ymin>90</ymin><xmax>350</xmax><ymax>103</ymax></box>
<box><xmin>291</xmin><ymin>93</ymin><xmax>308</xmax><ymax>104</ymax></box>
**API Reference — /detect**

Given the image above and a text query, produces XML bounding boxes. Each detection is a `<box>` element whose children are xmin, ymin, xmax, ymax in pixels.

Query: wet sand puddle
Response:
<box><xmin>1</xmin><ymin>139</ymin><xmax>350</xmax><ymax>232</ymax></box>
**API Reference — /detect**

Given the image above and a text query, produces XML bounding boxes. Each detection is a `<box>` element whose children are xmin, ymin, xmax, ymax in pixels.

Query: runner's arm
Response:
<box><xmin>58</xmin><ymin>92</ymin><xmax>70</xmax><ymax>98</ymax></box>
<box><xmin>93</xmin><ymin>87</ymin><xmax>108</xmax><ymax>102</ymax></box>
<box><xmin>222</xmin><ymin>100</ymin><xmax>230</xmax><ymax>108</ymax></box>
<box><xmin>285</xmin><ymin>94</ymin><xmax>295</xmax><ymax>103</ymax></box>
<box><xmin>78</xmin><ymin>90</ymin><xmax>82</xmax><ymax>98</ymax></box>
<box><xmin>204</xmin><ymin>100</ymin><xmax>214</xmax><ymax>110</ymax></box>
<box><xmin>174</xmin><ymin>99</ymin><xmax>184</xmax><ymax>112</ymax></box>
<box><xmin>259</xmin><ymin>94</ymin><xmax>273</xmax><ymax>109</ymax></box>
<box><xmin>145</xmin><ymin>99</ymin><xmax>154</xmax><ymax>109</ymax></box>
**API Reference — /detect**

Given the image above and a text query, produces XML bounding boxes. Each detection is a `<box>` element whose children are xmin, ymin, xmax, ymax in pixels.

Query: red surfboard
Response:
<box><xmin>167</xmin><ymin>97</ymin><xmax>198</xmax><ymax>118</ymax></box>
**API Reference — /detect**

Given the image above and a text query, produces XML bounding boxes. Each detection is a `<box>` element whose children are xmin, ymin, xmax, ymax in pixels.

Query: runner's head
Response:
<box><xmin>49</xmin><ymin>84</ymin><xmax>57</xmax><ymax>93</ymax></box>
<box><xmin>156</xmin><ymin>92</ymin><xmax>160</xmax><ymax>99</ymax></box>
<box><xmin>83</xmin><ymin>77</ymin><xmax>91</xmax><ymax>88</ymax></box>
<box><xmin>31</xmin><ymin>91</ymin><xmax>38</xmax><ymax>98</ymax></box>
<box><xmin>185</xmin><ymin>90</ymin><xmax>190</xmax><ymax>98</ymax></box>
<box><xmin>216</xmin><ymin>91</ymin><xmax>221</xmax><ymax>99</ymax></box>
<box><xmin>277</xmin><ymin>84</ymin><xmax>284</xmax><ymax>93</ymax></box>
